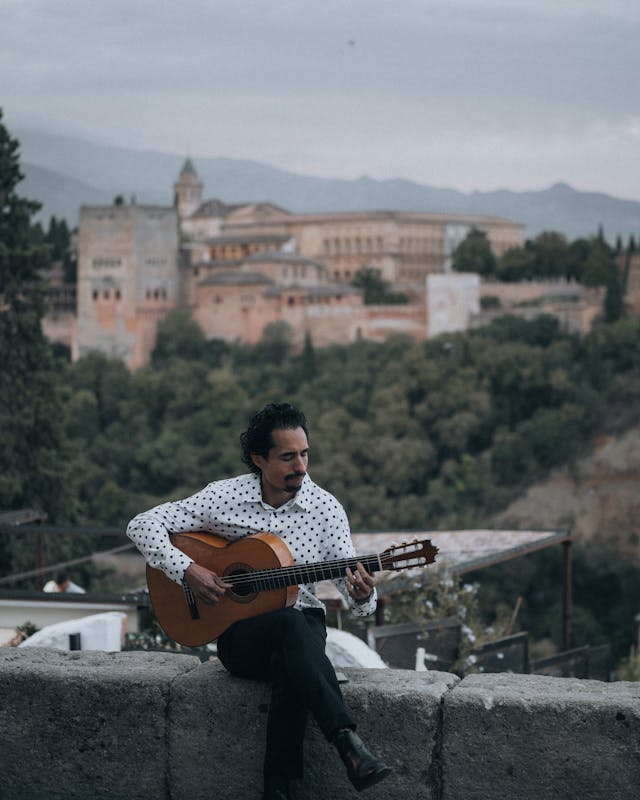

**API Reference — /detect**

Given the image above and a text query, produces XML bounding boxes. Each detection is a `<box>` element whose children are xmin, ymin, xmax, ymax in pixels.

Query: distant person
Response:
<box><xmin>42</xmin><ymin>572</ymin><xmax>85</xmax><ymax>594</ymax></box>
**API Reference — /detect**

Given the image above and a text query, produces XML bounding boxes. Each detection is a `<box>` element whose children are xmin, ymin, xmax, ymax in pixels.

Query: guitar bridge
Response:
<box><xmin>182</xmin><ymin>582</ymin><xmax>200</xmax><ymax>620</ymax></box>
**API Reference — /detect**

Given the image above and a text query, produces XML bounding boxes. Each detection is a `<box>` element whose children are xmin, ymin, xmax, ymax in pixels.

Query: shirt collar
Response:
<box><xmin>291</xmin><ymin>473</ymin><xmax>313</xmax><ymax>511</ymax></box>
<box><xmin>240</xmin><ymin>473</ymin><xmax>264</xmax><ymax>503</ymax></box>
<box><xmin>241</xmin><ymin>472</ymin><xmax>313</xmax><ymax>512</ymax></box>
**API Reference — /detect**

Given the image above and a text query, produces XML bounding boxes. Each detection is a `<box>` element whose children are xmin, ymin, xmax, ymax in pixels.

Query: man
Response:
<box><xmin>127</xmin><ymin>402</ymin><xmax>391</xmax><ymax>799</ymax></box>
<box><xmin>42</xmin><ymin>572</ymin><xmax>85</xmax><ymax>593</ymax></box>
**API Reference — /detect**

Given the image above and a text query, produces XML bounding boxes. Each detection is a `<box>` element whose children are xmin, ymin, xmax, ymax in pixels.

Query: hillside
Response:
<box><xmin>492</xmin><ymin>426</ymin><xmax>640</xmax><ymax>562</ymax></box>
<box><xmin>16</xmin><ymin>127</ymin><xmax>640</xmax><ymax>241</ymax></box>
<box><xmin>20</xmin><ymin>164</ymin><xmax>111</xmax><ymax>223</ymax></box>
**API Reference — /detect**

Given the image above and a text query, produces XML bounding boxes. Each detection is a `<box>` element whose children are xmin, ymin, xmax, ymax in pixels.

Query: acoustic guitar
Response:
<box><xmin>147</xmin><ymin>531</ymin><xmax>438</xmax><ymax>646</ymax></box>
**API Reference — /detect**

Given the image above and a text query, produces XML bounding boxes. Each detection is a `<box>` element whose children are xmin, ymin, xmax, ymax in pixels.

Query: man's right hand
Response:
<box><xmin>184</xmin><ymin>563</ymin><xmax>232</xmax><ymax>604</ymax></box>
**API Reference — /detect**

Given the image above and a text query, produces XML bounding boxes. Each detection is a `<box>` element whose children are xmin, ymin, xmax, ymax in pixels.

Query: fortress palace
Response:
<box><xmin>56</xmin><ymin>160</ymin><xmax>528</xmax><ymax>369</ymax></box>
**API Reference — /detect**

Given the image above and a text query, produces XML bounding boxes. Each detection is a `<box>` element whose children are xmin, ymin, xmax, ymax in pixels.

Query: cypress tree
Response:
<box><xmin>301</xmin><ymin>330</ymin><xmax>317</xmax><ymax>380</ymax></box>
<box><xmin>0</xmin><ymin>109</ymin><xmax>68</xmax><ymax>520</ymax></box>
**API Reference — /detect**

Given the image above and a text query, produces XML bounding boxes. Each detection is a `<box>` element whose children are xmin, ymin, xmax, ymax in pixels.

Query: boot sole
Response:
<box><xmin>352</xmin><ymin>765</ymin><xmax>393</xmax><ymax>792</ymax></box>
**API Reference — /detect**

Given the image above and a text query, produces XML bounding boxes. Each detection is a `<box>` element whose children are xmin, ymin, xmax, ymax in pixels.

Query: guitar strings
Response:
<box><xmin>222</xmin><ymin>550</ymin><xmax>431</xmax><ymax>591</ymax></box>
<box><xmin>224</xmin><ymin>554</ymin><xmax>380</xmax><ymax>589</ymax></box>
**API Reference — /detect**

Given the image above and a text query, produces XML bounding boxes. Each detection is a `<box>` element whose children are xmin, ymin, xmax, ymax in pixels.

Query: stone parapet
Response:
<box><xmin>0</xmin><ymin>648</ymin><xmax>198</xmax><ymax>800</ymax></box>
<box><xmin>1</xmin><ymin>649</ymin><xmax>639</xmax><ymax>800</ymax></box>
<box><xmin>167</xmin><ymin>664</ymin><xmax>456</xmax><ymax>800</ymax></box>
<box><xmin>442</xmin><ymin>672</ymin><xmax>640</xmax><ymax>800</ymax></box>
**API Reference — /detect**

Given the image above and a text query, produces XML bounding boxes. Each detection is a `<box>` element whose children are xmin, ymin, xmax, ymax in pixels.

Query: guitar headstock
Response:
<box><xmin>379</xmin><ymin>539</ymin><xmax>438</xmax><ymax>572</ymax></box>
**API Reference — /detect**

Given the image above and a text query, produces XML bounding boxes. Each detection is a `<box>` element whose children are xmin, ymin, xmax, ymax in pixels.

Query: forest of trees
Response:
<box><xmin>452</xmin><ymin>227</ymin><xmax>631</xmax><ymax>324</ymax></box>
<box><xmin>44</xmin><ymin>311</ymin><xmax>639</xmax><ymax>533</ymax></box>
<box><xmin>3</xmin><ymin>111</ymin><xmax>640</xmax><ymax>668</ymax></box>
<box><xmin>452</xmin><ymin>226</ymin><xmax>634</xmax><ymax>286</ymax></box>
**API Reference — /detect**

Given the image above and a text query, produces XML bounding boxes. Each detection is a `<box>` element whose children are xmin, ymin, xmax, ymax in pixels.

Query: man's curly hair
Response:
<box><xmin>240</xmin><ymin>403</ymin><xmax>309</xmax><ymax>474</ymax></box>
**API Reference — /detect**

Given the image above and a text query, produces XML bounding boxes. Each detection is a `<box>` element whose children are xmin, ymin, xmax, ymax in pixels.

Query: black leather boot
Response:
<box><xmin>333</xmin><ymin>728</ymin><xmax>392</xmax><ymax>792</ymax></box>
<box><xmin>263</xmin><ymin>774</ymin><xmax>292</xmax><ymax>800</ymax></box>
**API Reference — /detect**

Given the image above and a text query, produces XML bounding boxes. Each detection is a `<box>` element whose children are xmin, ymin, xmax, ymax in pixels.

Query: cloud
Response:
<box><xmin>2</xmin><ymin>0</ymin><xmax>639</xmax><ymax>198</ymax></box>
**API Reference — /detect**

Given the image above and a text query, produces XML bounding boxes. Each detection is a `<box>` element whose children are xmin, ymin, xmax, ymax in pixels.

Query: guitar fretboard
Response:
<box><xmin>226</xmin><ymin>551</ymin><xmax>422</xmax><ymax>593</ymax></box>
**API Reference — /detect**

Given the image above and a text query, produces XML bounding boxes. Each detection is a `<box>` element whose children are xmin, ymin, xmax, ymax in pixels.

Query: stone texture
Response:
<box><xmin>168</xmin><ymin>662</ymin><xmax>458</xmax><ymax>800</ymax></box>
<box><xmin>0</xmin><ymin>648</ymin><xmax>199</xmax><ymax>800</ymax></box>
<box><xmin>5</xmin><ymin>649</ymin><xmax>640</xmax><ymax>800</ymax></box>
<box><xmin>442</xmin><ymin>673</ymin><xmax>640</xmax><ymax>800</ymax></box>
<box><xmin>168</xmin><ymin>660</ymin><xmax>272</xmax><ymax>800</ymax></box>
<box><xmin>301</xmin><ymin>668</ymin><xmax>458</xmax><ymax>800</ymax></box>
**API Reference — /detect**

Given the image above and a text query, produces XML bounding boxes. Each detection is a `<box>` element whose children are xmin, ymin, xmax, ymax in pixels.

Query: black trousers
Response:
<box><xmin>217</xmin><ymin>607</ymin><xmax>355</xmax><ymax>779</ymax></box>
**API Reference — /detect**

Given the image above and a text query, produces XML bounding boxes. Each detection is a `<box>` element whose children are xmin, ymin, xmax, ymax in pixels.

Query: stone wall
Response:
<box><xmin>2</xmin><ymin>649</ymin><xmax>639</xmax><ymax>800</ymax></box>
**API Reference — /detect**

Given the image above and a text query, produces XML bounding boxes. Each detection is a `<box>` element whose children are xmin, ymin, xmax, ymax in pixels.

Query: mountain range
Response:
<box><xmin>15</xmin><ymin>128</ymin><xmax>640</xmax><ymax>242</ymax></box>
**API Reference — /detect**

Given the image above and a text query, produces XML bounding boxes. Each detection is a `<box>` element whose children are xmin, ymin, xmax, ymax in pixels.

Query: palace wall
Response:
<box><xmin>478</xmin><ymin>278</ymin><xmax>605</xmax><ymax>334</ymax></box>
<box><xmin>193</xmin><ymin>276</ymin><xmax>368</xmax><ymax>349</ymax></box>
<box><xmin>620</xmin><ymin>251</ymin><xmax>640</xmax><ymax>315</ymax></box>
<box><xmin>75</xmin><ymin>205</ymin><xmax>179</xmax><ymax>369</ymax></box>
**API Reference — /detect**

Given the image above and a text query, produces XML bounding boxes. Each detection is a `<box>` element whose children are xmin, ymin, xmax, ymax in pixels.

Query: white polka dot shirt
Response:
<box><xmin>126</xmin><ymin>472</ymin><xmax>377</xmax><ymax>617</ymax></box>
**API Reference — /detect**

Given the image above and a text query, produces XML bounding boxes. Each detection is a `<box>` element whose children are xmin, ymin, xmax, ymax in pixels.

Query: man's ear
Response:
<box><xmin>251</xmin><ymin>453</ymin><xmax>265</xmax><ymax>471</ymax></box>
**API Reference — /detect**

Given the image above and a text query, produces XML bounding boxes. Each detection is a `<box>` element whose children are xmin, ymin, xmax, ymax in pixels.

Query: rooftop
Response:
<box><xmin>198</xmin><ymin>270</ymin><xmax>274</xmax><ymax>286</ymax></box>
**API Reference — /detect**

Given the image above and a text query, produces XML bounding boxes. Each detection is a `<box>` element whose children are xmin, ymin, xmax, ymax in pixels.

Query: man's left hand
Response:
<box><xmin>345</xmin><ymin>562</ymin><xmax>375</xmax><ymax>603</ymax></box>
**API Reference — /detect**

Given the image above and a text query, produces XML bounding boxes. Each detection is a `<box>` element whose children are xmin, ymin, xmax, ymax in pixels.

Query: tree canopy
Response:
<box><xmin>454</xmin><ymin>227</ymin><xmax>624</xmax><ymax>297</ymax></box>
<box><xmin>452</xmin><ymin>228</ymin><xmax>496</xmax><ymax>276</ymax></box>
<box><xmin>351</xmin><ymin>267</ymin><xmax>408</xmax><ymax>304</ymax></box>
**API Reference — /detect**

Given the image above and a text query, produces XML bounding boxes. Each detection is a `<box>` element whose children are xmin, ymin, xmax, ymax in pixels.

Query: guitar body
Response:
<box><xmin>146</xmin><ymin>531</ymin><xmax>298</xmax><ymax>646</ymax></box>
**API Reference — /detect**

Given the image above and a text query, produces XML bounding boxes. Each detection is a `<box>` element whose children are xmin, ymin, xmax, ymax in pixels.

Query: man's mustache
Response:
<box><xmin>285</xmin><ymin>472</ymin><xmax>306</xmax><ymax>480</ymax></box>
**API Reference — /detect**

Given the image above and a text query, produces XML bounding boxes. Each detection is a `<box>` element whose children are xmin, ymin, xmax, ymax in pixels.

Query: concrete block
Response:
<box><xmin>442</xmin><ymin>673</ymin><xmax>640</xmax><ymax>800</ymax></box>
<box><xmin>0</xmin><ymin>647</ymin><xmax>199</xmax><ymax>800</ymax></box>
<box><xmin>168</xmin><ymin>662</ymin><xmax>458</xmax><ymax>800</ymax></box>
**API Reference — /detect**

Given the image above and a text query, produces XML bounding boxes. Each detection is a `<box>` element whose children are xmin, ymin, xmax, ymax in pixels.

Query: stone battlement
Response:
<box><xmin>1</xmin><ymin>648</ymin><xmax>638</xmax><ymax>799</ymax></box>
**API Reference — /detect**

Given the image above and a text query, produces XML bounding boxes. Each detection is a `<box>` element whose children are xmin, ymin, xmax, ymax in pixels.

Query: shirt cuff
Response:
<box><xmin>350</xmin><ymin>587</ymin><xmax>377</xmax><ymax>616</ymax></box>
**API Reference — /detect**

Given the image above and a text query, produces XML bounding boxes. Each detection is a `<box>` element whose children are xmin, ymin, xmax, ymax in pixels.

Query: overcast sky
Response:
<box><xmin>2</xmin><ymin>0</ymin><xmax>639</xmax><ymax>198</ymax></box>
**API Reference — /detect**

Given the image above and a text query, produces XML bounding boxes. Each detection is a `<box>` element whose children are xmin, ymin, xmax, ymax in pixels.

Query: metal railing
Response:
<box><xmin>472</xmin><ymin>632</ymin><xmax>530</xmax><ymax>674</ymax></box>
<box><xmin>368</xmin><ymin>618</ymin><xmax>612</xmax><ymax>680</ymax></box>
<box><xmin>531</xmin><ymin>643</ymin><xmax>611</xmax><ymax>680</ymax></box>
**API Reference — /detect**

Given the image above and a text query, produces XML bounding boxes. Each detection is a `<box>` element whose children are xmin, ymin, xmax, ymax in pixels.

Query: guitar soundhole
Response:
<box><xmin>226</xmin><ymin>563</ymin><xmax>257</xmax><ymax>600</ymax></box>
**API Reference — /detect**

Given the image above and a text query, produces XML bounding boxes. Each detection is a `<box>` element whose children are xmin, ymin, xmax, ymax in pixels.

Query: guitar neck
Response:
<box><xmin>287</xmin><ymin>554</ymin><xmax>383</xmax><ymax>586</ymax></box>
<box><xmin>230</xmin><ymin>553</ymin><xmax>383</xmax><ymax>592</ymax></box>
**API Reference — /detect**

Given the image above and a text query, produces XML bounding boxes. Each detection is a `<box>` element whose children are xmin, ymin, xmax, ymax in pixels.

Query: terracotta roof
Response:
<box><xmin>191</xmin><ymin>199</ymin><xmax>244</xmax><ymax>218</ymax></box>
<box><xmin>191</xmin><ymin>258</ymin><xmax>245</xmax><ymax>269</ymax></box>
<box><xmin>228</xmin><ymin>209</ymin><xmax>524</xmax><ymax>228</ymax></box>
<box><xmin>263</xmin><ymin>283</ymin><xmax>359</xmax><ymax>297</ymax></box>
<box><xmin>206</xmin><ymin>234</ymin><xmax>291</xmax><ymax>245</ymax></box>
<box><xmin>244</xmin><ymin>250</ymin><xmax>326</xmax><ymax>268</ymax></box>
<box><xmin>0</xmin><ymin>509</ymin><xmax>47</xmax><ymax>527</ymax></box>
<box><xmin>198</xmin><ymin>271</ymin><xmax>274</xmax><ymax>286</ymax></box>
